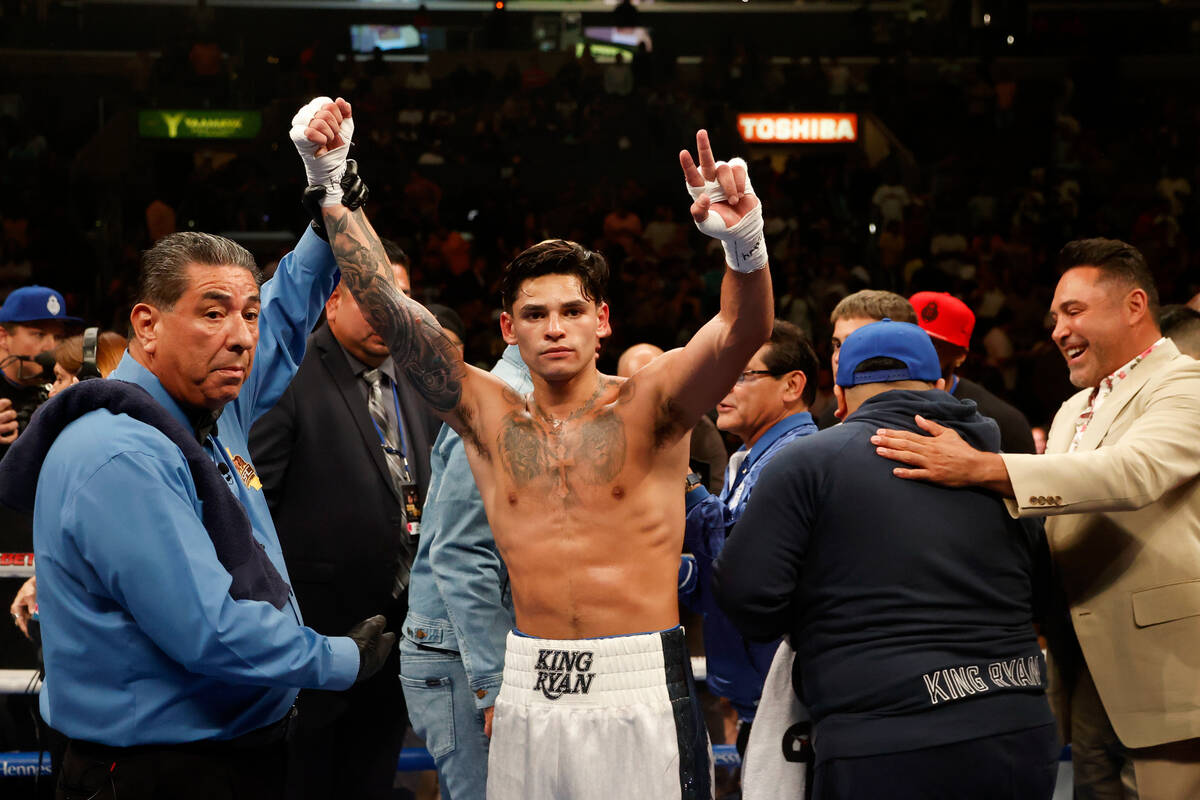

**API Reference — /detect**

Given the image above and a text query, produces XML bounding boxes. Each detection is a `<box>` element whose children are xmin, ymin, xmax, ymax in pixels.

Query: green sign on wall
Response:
<box><xmin>139</xmin><ymin>110</ymin><xmax>262</xmax><ymax>140</ymax></box>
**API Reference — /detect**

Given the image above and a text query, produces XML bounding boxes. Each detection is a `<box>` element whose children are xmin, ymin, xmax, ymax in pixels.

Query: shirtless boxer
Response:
<box><xmin>292</xmin><ymin>98</ymin><xmax>772</xmax><ymax>800</ymax></box>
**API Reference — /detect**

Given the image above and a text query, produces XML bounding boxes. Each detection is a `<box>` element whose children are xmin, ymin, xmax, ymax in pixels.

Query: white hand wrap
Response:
<box><xmin>289</xmin><ymin>97</ymin><xmax>355</xmax><ymax>207</ymax></box>
<box><xmin>685</xmin><ymin>157</ymin><xmax>768</xmax><ymax>273</ymax></box>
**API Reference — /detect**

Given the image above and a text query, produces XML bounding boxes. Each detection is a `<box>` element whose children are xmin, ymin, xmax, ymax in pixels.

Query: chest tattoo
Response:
<box><xmin>578</xmin><ymin>411</ymin><xmax>625</xmax><ymax>483</ymax></box>
<box><xmin>499</xmin><ymin>417</ymin><xmax>548</xmax><ymax>485</ymax></box>
<box><xmin>498</xmin><ymin>408</ymin><xmax>628</xmax><ymax>502</ymax></box>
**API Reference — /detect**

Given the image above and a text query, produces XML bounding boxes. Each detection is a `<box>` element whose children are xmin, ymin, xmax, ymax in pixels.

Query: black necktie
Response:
<box><xmin>363</xmin><ymin>368</ymin><xmax>414</xmax><ymax>596</ymax></box>
<box><xmin>363</xmin><ymin>368</ymin><xmax>412</xmax><ymax>494</ymax></box>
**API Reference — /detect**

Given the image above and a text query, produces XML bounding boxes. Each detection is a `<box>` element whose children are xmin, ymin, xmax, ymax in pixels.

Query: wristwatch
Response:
<box><xmin>685</xmin><ymin>472</ymin><xmax>704</xmax><ymax>493</ymax></box>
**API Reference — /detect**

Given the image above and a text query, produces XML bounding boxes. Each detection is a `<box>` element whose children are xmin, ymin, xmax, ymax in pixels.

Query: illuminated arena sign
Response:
<box><xmin>737</xmin><ymin>113</ymin><xmax>858</xmax><ymax>143</ymax></box>
<box><xmin>139</xmin><ymin>110</ymin><xmax>263</xmax><ymax>140</ymax></box>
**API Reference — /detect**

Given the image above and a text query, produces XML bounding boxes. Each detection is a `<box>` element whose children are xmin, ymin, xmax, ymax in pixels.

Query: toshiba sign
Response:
<box><xmin>737</xmin><ymin>113</ymin><xmax>858</xmax><ymax>143</ymax></box>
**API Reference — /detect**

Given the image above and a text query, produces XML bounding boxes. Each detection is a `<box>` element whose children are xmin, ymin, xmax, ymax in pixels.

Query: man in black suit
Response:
<box><xmin>250</xmin><ymin>243</ymin><xmax>440</xmax><ymax>799</ymax></box>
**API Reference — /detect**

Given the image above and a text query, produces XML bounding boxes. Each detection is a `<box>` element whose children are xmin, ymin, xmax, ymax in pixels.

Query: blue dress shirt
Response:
<box><xmin>679</xmin><ymin>411</ymin><xmax>818</xmax><ymax>720</ymax></box>
<box><xmin>33</xmin><ymin>229</ymin><xmax>360</xmax><ymax>746</ymax></box>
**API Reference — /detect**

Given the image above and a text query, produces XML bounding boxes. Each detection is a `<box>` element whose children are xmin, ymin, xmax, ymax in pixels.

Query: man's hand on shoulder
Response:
<box><xmin>871</xmin><ymin>415</ymin><xmax>1013</xmax><ymax>496</ymax></box>
<box><xmin>679</xmin><ymin>130</ymin><xmax>767</xmax><ymax>273</ymax></box>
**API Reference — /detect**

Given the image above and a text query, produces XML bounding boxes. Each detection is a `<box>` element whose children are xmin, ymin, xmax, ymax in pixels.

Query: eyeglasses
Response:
<box><xmin>735</xmin><ymin>369</ymin><xmax>780</xmax><ymax>385</ymax></box>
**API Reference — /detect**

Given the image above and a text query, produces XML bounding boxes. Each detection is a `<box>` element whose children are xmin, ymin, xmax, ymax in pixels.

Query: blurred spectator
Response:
<box><xmin>47</xmin><ymin>329</ymin><xmax>128</xmax><ymax>397</ymax></box>
<box><xmin>818</xmin><ymin>289</ymin><xmax>917</xmax><ymax>429</ymax></box>
<box><xmin>427</xmin><ymin>303</ymin><xmax>466</xmax><ymax>357</ymax></box>
<box><xmin>405</xmin><ymin>63</ymin><xmax>433</xmax><ymax>93</ymax></box>
<box><xmin>910</xmin><ymin>291</ymin><xmax>1036</xmax><ymax>453</ymax></box>
<box><xmin>825</xmin><ymin>57</ymin><xmax>851</xmax><ymax>108</ymax></box>
<box><xmin>602</xmin><ymin>201</ymin><xmax>643</xmax><ymax>254</ymax></box>
<box><xmin>871</xmin><ymin>177</ymin><xmax>911</xmax><ymax>226</ymax></box>
<box><xmin>643</xmin><ymin>204</ymin><xmax>685</xmax><ymax>257</ymax></box>
<box><xmin>604</xmin><ymin>52</ymin><xmax>633</xmax><ymax>96</ymax></box>
<box><xmin>146</xmin><ymin>196</ymin><xmax>178</xmax><ymax>244</ymax></box>
<box><xmin>877</xmin><ymin>219</ymin><xmax>906</xmax><ymax>275</ymax></box>
<box><xmin>1159</xmin><ymin>303</ymin><xmax>1200</xmax><ymax>358</ymax></box>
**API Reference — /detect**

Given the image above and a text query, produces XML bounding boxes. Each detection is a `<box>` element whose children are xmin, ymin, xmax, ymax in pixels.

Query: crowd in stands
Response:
<box><xmin>4</xmin><ymin>27</ymin><xmax>1200</xmax><ymax>431</ymax></box>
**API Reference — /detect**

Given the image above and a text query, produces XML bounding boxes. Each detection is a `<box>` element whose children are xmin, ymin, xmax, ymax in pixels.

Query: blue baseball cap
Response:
<box><xmin>0</xmin><ymin>285</ymin><xmax>83</xmax><ymax>325</ymax></box>
<box><xmin>836</xmin><ymin>318</ymin><xmax>942</xmax><ymax>388</ymax></box>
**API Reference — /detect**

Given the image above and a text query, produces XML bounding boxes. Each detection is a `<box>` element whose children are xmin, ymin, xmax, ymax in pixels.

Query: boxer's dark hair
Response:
<box><xmin>760</xmin><ymin>320</ymin><xmax>820</xmax><ymax>407</ymax></box>
<box><xmin>138</xmin><ymin>232</ymin><xmax>261</xmax><ymax>310</ymax></box>
<box><xmin>1057</xmin><ymin>238</ymin><xmax>1159</xmax><ymax>313</ymax></box>
<box><xmin>501</xmin><ymin>239</ymin><xmax>608</xmax><ymax>311</ymax></box>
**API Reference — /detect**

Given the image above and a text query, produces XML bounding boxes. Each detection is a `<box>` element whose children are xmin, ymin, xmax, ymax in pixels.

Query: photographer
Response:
<box><xmin>0</xmin><ymin>285</ymin><xmax>81</xmax><ymax>456</ymax></box>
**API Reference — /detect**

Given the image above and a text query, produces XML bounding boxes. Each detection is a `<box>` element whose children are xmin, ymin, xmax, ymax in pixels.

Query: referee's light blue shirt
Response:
<box><xmin>33</xmin><ymin>228</ymin><xmax>360</xmax><ymax>746</ymax></box>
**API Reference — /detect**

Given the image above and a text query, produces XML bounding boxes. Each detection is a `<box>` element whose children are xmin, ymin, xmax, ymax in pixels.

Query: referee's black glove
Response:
<box><xmin>303</xmin><ymin>158</ymin><xmax>370</xmax><ymax>241</ymax></box>
<box><xmin>346</xmin><ymin>614</ymin><xmax>395</xmax><ymax>683</ymax></box>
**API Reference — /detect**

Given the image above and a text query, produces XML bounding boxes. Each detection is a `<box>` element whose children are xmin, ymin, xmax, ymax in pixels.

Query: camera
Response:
<box><xmin>3</xmin><ymin>354</ymin><xmax>53</xmax><ymax>439</ymax></box>
<box><xmin>11</xmin><ymin>382</ymin><xmax>48</xmax><ymax>436</ymax></box>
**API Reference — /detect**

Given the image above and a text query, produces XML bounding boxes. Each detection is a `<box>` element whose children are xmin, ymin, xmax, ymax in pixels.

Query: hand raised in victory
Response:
<box><xmin>290</xmin><ymin>96</ymin><xmax>355</xmax><ymax>206</ymax></box>
<box><xmin>679</xmin><ymin>130</ymin><xmax>767</xmax><ymax>272</ymax></box>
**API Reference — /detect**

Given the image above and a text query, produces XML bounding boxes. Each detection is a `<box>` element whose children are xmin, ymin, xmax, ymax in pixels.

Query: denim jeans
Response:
<box><xmin>399</xmin><ymin>639</ymin><xmax>491</xmax><ymax>800</ymax></box>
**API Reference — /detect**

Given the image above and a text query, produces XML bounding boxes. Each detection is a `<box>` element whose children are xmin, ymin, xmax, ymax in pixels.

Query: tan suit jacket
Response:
<box><xmin>1001</xmin><ymin>340</ymin><xmax>1200</xmax><ymax>749</ymax></box>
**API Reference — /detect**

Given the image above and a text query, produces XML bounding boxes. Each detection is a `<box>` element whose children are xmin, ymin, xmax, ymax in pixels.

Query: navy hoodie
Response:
<box><xmin>714</xmin><ymin>389</ymin><xmax>1053</xmax><ymax>763</ymax></box>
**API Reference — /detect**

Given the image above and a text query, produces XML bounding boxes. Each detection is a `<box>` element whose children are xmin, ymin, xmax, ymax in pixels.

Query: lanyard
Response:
<box><xmin>368</xmin><ymin>379</ymin><xmax>413</xmax><ymax>482</ymax></box>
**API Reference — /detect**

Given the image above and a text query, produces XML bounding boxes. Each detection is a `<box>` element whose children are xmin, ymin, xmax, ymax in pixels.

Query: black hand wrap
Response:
<box><xmin>303</xmin><ymin>158</ymin><xmax>370</xmax><ymax>241</ymax></box>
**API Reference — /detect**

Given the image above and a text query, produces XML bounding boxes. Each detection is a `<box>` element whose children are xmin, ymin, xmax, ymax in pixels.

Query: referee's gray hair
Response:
<box><xmin>138</xmin><ymin>232</ymin><xmax>262</xmax><ymax>309</ymax></box>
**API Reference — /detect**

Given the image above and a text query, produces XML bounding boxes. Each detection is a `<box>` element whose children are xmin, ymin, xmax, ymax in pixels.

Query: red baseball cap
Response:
<box><xmin>909</xmin><ymin>291</ymin><xmax>974</xmax><ymax>349</ymax></box>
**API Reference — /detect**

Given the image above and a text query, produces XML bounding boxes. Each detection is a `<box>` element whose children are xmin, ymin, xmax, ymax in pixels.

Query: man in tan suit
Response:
<box><xmin>869</xmin><ymin>238</ymin><xmax>1200</xmax><ymax>800</ymax></box>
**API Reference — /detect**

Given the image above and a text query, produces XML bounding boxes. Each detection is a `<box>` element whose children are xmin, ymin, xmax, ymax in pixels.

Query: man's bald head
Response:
<box><xmin>618</xmin><ymin>343</ymin><xmax>663</xmax><ymax>377</ymax></box>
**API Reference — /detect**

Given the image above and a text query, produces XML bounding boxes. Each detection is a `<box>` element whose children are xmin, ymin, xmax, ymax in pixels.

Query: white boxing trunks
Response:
<box><xmin>486</xmin><ymin>626</ymin><xmax>713</xmax><ymax>800</ymax></box>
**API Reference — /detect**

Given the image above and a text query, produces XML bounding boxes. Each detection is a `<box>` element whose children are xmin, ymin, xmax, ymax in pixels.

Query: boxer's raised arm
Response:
<box><xmin>649</xmin><ymin>131</ymin><xmax>774</xmax><ymax>430</ymax></box>
<box><xmin>291</xmin><ymin>97</ymin><xmax>495</xmax><ymax>443</ymax></box>
<box><xmin>322</xmin><ymin>204</ymin><xmax>464</xmax><ymax>414</ymax></box>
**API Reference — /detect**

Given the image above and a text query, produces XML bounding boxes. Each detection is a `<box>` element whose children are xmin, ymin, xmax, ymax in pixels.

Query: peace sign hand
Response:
<box><xmin>679</xmin><ymin>130</ymin><xmax>767</xmax><ymax>273</ymax></box>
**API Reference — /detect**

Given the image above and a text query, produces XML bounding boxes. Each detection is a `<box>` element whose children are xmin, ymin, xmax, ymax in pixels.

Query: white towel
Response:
<box><xmin>742</xmin><ymin>639</ymin><xmax>810</xmax><ymax>800</ymax></box>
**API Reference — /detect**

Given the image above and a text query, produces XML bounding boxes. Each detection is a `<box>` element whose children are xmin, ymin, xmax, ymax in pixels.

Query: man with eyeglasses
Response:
<box><xmin>678</xmin><ymin>320</ymin><xmax>819</xmax><ymax>753</ymax></box>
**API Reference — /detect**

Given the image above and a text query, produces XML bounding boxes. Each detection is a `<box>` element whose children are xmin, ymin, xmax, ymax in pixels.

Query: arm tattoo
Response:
<box><xmin>323</xmin><ymin>207</ymin><xmax>465</xmax><ymax>414</ymax></box>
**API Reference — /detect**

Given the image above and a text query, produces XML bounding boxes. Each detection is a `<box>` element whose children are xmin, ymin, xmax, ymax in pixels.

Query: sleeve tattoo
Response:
<box><xmin>323</xmin><ymin>207</ymin><xmax>465</xmax><ymax>413</ymax></box>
